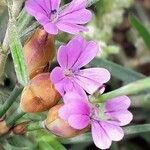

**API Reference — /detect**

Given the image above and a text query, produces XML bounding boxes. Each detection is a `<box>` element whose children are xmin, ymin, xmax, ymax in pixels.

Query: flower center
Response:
<box><xmin>50</xmin><ymin>9</ymin><xmax>58</xmax><ymax>22</ymax></box>
<box><xmin>64</xmin><ymin>69</ymin><xmax>74</xmax><ymax>77</ymax></box>
<box><xmin>90</xmin><ymin>104</ymin><xmax>106</xmax><ymax>121</ymax></box>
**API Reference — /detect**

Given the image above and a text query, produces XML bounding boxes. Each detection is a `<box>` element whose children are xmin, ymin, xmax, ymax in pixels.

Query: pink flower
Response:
<box><xmin>59</xmin><ymin>92</ymin><xmax>133</xmax><ymax>149</ymax></box>
<box><xmin>50</xmin><ymin>36</ymin><xmax>111</xmax><ymax>96</ymax></box>
<box><xmin>25</xmin><ymin>0</ymin><xmax>92</xmax><ymax>35</ymax></box>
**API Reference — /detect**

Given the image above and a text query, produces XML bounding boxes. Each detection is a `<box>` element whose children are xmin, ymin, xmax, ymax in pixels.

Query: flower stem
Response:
<box><xmin>5</xmin><ymin>107</ymin><xmax>26</xmax><ymax>127</ymax></box>
<box><xmin>60</xmin><ymin>124</ymin><xmax>150</xmax><ymax>144</ymax></box>
<box><xmin>0</xmin><ymin>52</ymin><xmax>8</xmax><ymax>80</ymax></box>
<box><xmin>27</xmin><ymin>121</ymin><xmax>44</xmax><ymax>132</ymax></box>
<box><xmin>0</xmin><ymin>84</ymin><xmax>23</xmax><ymax>118</ymax></box>
<box><xmin>93</xmin><ymin>77</ymin><xmax>150</xmax><ymax>103</ymax></box>
<box><xmin>124</xmin><ymin>123</ymin><xmax>150</xmax><ymax>135</ymax></box>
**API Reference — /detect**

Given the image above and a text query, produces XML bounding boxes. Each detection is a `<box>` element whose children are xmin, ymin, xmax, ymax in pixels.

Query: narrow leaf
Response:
<box><xmin>8</xmin><ymin>9</ymin><xmax>29</xmax><ymax>86</ymax></box>
<box><xmin>129</xmin><ymin>15</ymin><xmax>150</xmax><ymax>50</ymax></box>
<box><xmin>17</xmin><ymin>9</ymin><xmax>33</xmax><ymax>33</ymax></box>
<box><xmin>87</xmin><ymin>0</ymin><xmax>100</xmax><ymax>7</ymax></box>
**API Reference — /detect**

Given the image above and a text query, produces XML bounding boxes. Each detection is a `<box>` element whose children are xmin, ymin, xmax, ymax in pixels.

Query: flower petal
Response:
<box><xmin>54</xmin><ymin>81</ymin><xmax>65</xmax><ymax>96</ymax></box>
<box><xmin>75</xmin><ymin>68</ymin><xmax>110</xmax><ymax>94</ymax></box>
<box><xmin>44</xmin><ymin>23</ymin><xmax>58</xmax><ymax>35</ymax></box>
<box><xmin>105</xmin><ymin>110</ymin><xmax>133</xmax><ymax>126</ymax></box>
<box><xmin>68</xmin><ymin>114</ymin><xmax>90</xmax><ymax>130</ymax></box>
<box><xmin>57</xmin><ymin>36</ymin><xmax>99</xmax><ymax>69</ymax></box>
<box><xmin>59</xmin><ymin>101</ymin><xmax>91</xmax><ymax>120</ymax></box>
<box><xmin>56</xmin><ymin>22</ymin><xmax>87</xmax><ymax>34</ymax></box>
<box><xmin>91</xmin><ymin>121</ymin><xmax>112</xmax><ymax>150</ymax></box>
<box><xmin>58</xmin><ymin>105</ymin><xmax>70</xmax><ymax>120</ymax></box>
<box><xmin>57</xmin><ymin>36</ymin><xmax>83</xmax><ymax>68</ymax></box>
<box><xmin>56</xmin><ymin>79</ymin><xmax>76</xmax><ymax>96</ymax></box>
<box><xmin>99</xmin><ymin>85</ymin><xmax>106</xmax><ymax>94</ymax></box>
<box><xmin>59</xmin><ymin>9</ymin><xmax>92</xmax><ymax>24</ymax></box>
<box><xmin>59</xmin><ymin>0</ymin><xmax>87</xmax><ymax>17</ymax></box>
<box><xmin>63</xmin><ymin>92</ymin><xmax>88</xmax><ymax>104</ymax></box>
<box><xmin>35</xmin><ymin>13</ymin><xmax>49</xmax><ymax>25</ymax></box>
<box><xmin>105</xmin><ymin>96</ymin><xmax>131</xmax><ymax>112</ymax></box>
<box><xmin>50</xmin><ymin>67</ymin><xmax>64</xmax><ymax>84</ymax></box>
<box><xmin>25</xmin><ymin>0</ymin><xmax>48</xmax><ymax>16</ymax></box>
<box><xmin>57</xmin><ymin>45</ymin><xmax>68</xmax><ymax>68</ymax></box>
<box><xmin>50</xmin><ymin>0</ymin><xmax>61</xmax><ymax>10</ymax></box>
<box><xmin>100</xmin><ymin>121</ymin><xmax>124</xmax><ymax>141</ymax></box>
<box><xmin>72</xmin><ymin>41</ymin><xmax>99</xmax><ymax>69</ymax></box>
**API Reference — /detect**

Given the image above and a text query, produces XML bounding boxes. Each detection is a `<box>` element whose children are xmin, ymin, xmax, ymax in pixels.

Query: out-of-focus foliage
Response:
<box><xmin>129</xmin><ymin>15</ymin><xmax>150</xmax><ymax>51</ymax></box>
<box><xmin>83</xmin><ymin>0</ymin><xmax>134</xmax><ymax>58</ymax></box>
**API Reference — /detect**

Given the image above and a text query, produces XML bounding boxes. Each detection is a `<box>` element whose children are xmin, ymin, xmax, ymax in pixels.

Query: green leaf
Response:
<box><xmin>17</xmin><ymin>9</ymin><xmax>33</xmax><ymax>34</ymax></box>
<box><xmin>38</xmin><ymin>141</ymin><xmax>54</xmax><ymax>150</ymax></box>
<box><xmin>3</xmin><ymin>135</ymin><xmax>36</xmax><ymax>150</ymax></box>
<box><xmin>129</xmin><ymin>15</ymin><xmax>150</xmax><ymax>50</ymax></box>
<box><xmin>38</xmin><ymin>135</ymin><xmax>66</xmax><ymax>150</ymax></box>
<box><xmin>8</xmin><ymin>9</ymin><xmax>29</xmax><ymax>86</ymax></box>
<box><xmin>89</xmin><ymin>58</ymin><xmax>145</xmax><ymax>83</ymax></box>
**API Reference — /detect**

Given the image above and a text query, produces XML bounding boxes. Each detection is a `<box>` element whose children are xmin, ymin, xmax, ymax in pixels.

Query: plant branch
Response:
<box><xmin>27</xmin><ymin>121</ymin><xmax>44</xmax><ymax>132</ymax></box>
<box><xmin>60</xmin><ymin>123</ymin><xmax>150</xmax><ymax>144</ymax></box>
<box><xmin>0</xmin><ymin>84</ymin><xmax>23</xmax><ymax>118</ymax></box>
<box><xmin>92</xmin><ymin>77</ymin><xmax>150</xmax><ymax>103</ymax></box>
<box><xmin>5</xmin><ymin>107</ymin><xmax>26</xmax><ymax>127</ymax></box>
<box><xmin>124</xmin><ymin>123</ymin><xmax>150</xmax><ymax>135</ymax></box>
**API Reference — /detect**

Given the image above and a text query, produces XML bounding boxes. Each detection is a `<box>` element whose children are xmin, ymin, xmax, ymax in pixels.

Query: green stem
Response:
<box><xmin>27</xmin><ymin>121</ymin><xmax>44</xmax><ymax>132</ymax></box>
<box><xmin>124</xmin><ymin>123</ymin><xmax>150</xmax><ymax>135</ymax></box>
<box><xmin>0</xmin><ymin>84</ymin><xmax>23</xmax><ymax>118</ymax></box>
<box><xmin>0</xmin><ymin>52</ymin><xmax>8</xmax><ymax>79</ymax></box>
<box><xmin>93</xmin><ymin>77</ymin><xmax>150</xmax><ymax>103</ymax></box>
<box><xmin>6</xmin><ymin>107</ymin><xmax>26</xmax><ymax>127</ymax></box>
<box><xmin>60</xmin><ymin>124</ymin><xmax>150</xmax><ymax>144</ymax></box>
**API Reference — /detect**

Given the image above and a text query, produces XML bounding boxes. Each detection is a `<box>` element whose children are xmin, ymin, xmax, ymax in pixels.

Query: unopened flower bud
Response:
<box><xmin>12</xmin><ymin>122</ymin><xmax>29</xmax><ymax>135</ymax></box>
<box><xmin>45</xmin><ymin>104</ymin><xmax>89</xmax><ymax>138</ymax></box>
<box><xmin>23</xmin><ymin>27</ymin><xmax>55</xmax><ymax>79</ymax></box>
<box><xmin>20</xmin><ymin>73</ymin><xmax>61</xmax><ymax>113</ymax></box>
<box><xmin>0</xmin><ymin>121</ymin><xmax>10</xmax><ymax>135</ymax></box>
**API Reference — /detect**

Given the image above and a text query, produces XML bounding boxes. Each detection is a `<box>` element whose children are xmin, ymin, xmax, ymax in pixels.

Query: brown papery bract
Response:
<box><xmin>0</xmin><ymin>121</ymin><xmax>10</xmax><ymax>135</ymax></box>
<box><xmin>20</xmin><ymin>73</ymin><xmax>61</xmax><ymax>113</ymax></box>
<box><xmin>23</xmin><ymin>27</ymin><xmax>55</xmax><ymax>79</ymax></box>
<box><xmin>12</xmin><ymin>122</ymin><xmax>29</xmax><ymax>135</ymax></box>
<box><xmin>45</xmin><ymin>104</ymin><xmax>89</xmax><ymax>138</ymax></box>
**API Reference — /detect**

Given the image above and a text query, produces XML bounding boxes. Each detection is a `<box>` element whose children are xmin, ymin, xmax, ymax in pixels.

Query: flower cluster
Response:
<box><xmin>25</xmin><ymin>0</ymin><xmax>133</xmax><ymax>149</ymax></box>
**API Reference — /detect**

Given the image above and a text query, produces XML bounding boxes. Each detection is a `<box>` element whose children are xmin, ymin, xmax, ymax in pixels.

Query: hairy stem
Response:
<box><xmin>60</xmin><ymin>123</ymin><xmax>150</xmax><ymax>144</ymax></box>
<box><xmin>27</xmin><ymin>121</ymin><xmax>44</xmax><ymax>132</ymax></box>
<box><xmin>92</xmin><ymin>77</ymin><xmax>150</xmax><ymax>103</ymax></box>
<box><xmin>6</xmin><ymin>107</ymin><xmax>26</xmax><ymax>127</ymax></box>
<box><xmin>124</xmin><ymin>123</ymin><xmax>150</xmax><ymax>135</ymax></box>
<box><xmin>0</xmin><ymin>84</ymin><xmax>23</xmax><ymax>118</ymax></box>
